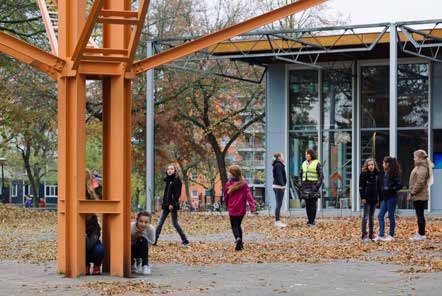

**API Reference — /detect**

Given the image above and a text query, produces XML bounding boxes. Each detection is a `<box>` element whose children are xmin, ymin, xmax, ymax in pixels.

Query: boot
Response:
<box><xmin>235</xmin><ymin>238</ymin><xmax>242</xmax><ymax>251</ymax></box>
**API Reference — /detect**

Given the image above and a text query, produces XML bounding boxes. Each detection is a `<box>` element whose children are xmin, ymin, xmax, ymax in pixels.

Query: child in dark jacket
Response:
<box><xmin>224</xmin><ymin>165</ymin><xmax>256</xmax><ymax>251</ymax></box>
<box><xmin>359</xmin><ymin>158</ymin><xmax>381</xmax><ymax>241</ymax></box>
<box><xmin>154</xmin><ymin>164</ymin><xmax>189</xmax><ymax>246</ymax></box>
<box><xmin>272</xmin><ymin>152</ymin><xmax>287</xmax><ymax>228</ymax></box>
<box><xmin>376</xmin><ymin>157</ymin><xmax>402</xmax><ymax>242</ymax></box>
<box><xmin>85</xmin><ymin>214</ymin><xmax>104</xmax><ymax>275</ymax></box>
<box><xmin>131</xmin><ymin>211</ymin><xmax>155</xmax><ymax>275</ymax></box>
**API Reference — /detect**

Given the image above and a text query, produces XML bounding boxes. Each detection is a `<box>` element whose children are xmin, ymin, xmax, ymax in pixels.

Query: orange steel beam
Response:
<box><xmin>71</xmin><ymin>0</ymin><xmax>105</xmax><ymax>69</ymax></box>
<box><xmin>125</xmin><ymin>0</ymin><xmax>150</xmax><ymax>67</ymax></box>
<box><xmin>0</xmin><ymin>31</ymin><xmax>65</xmax><ymax>79</ymax></box>
<box><xmin>0</xmin><ymin>0</ymin><xmax>326</xmax><ymax>279</ymax></box>
<box><xmin>37</xmin><ymin>0</ymin><xmax>59</xmax><ymax>55</ymax></box>
<box><xmin>101</xmin><ymin>0</ymin><xmax>132</xmax><ymax>277</ymax></box>
<box><xmin>132</xmin><ymin>0</ymin><xmax>327</xmax><ymax>74</ymax></box>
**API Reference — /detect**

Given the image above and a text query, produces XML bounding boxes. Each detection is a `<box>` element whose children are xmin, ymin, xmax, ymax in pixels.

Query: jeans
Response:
<box><xmin>86</xmin><ymin>242</ymin><xmax>104</xmax><ymax>265</ymax></box>
<box><xmin>414</xmin><ymin>200</ymin><xmax>427</xmax><ymax>236</ymax></box>
<box><xmin>229</xmin><ymin>216</ymin><xmax>244</xmax><ymax>241</ymax></box>
<box><xmin>155</xmin><ymin>208</ymin><xmax>188</xmax><ymax>243</ymax></box>
<box><xmin>273</xmin><ymin>189</ymin><xmax>284</xmax><ymax>221</ymax></box>
<box><xmin>361</xmin><ymin>203</ymin><xmax>376</xmax><ymax>236</ymax></box>
<box><xmin>132</xmin><ymin>237</ymin><xmax>148</xmax><ymax>266</ymax></box>
<box><xmin>305</xmin><ymin>198</ymin><xmax>317</xmax><ymax>224</ymax></box>
<box><xmin>378</xmin><ymin>197</ymin><xmax>397</xmax><ymax>237</ymax></box>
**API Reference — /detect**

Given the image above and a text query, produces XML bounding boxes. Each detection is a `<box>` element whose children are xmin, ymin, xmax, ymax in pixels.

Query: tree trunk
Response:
<box><xmin>182</xmin><ymin>173</ymin><xmax>192</xmax><ymax>203</ymax></box>
<box><xmin>22</xmin><ymin>148</ymin><xmax>39</xmax><ymax>207</ymax></box>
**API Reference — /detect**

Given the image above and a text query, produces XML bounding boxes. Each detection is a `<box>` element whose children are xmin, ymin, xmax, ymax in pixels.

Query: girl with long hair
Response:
<box><xmin>224</xmin><ymin>165</ymin><xmax>256</xmax><ymax>251</ymax></box>
<box><xmin>359</xmin><ymin>158</ymin><xmax>381</xmax><ymax>241</ymax></box>
<box><xmin>408</xmin><ymin>150</ymin><xmax>434</xmax><ymax>241</ymax></box>
<box><xmin>154</xmin><ymin>164</ymin><xmax>189</xmax><ymax>246</ymax></box>
<box><xmin>376</xmin><ymin>156</ymin><xmax>402</xmax><ymax>242</ymax></box>
<box><xmin>272</xmin><ymin>152</ymin><xmax>287</xmax><ymax>228</ymax></box>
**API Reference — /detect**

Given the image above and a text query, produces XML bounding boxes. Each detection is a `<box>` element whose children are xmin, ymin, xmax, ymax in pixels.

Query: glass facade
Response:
<box><xmin>288</xmin><ymin>62</ymin><xmax>430</xmax><ymax>211</ymax></box>
<box><xmin>288</xmin><ymin>68</ymin><xmax>353</xmax><ymax>209</ymax></box>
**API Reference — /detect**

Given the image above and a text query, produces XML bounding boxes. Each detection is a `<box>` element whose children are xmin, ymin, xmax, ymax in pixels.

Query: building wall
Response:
<box><xmin>431</xmin><ymin>62</ymin><xmax>442</xmax><ymax>211</ymax></box>
<box><xmin>265</xmin><ymin>64</ymin><xmax>288</xmax><ymax>212</ymax></box>
<box><xmin>266</xmin><ymin>60</ymin><xmax>442</xmax><ymax>212</ymax></box>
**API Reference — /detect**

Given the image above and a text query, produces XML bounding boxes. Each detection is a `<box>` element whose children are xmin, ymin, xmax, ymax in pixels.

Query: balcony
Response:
<box><xmin>239</xmin><ymin>159</ymin><xmax>265</xmax><ymax>170</ymax></box>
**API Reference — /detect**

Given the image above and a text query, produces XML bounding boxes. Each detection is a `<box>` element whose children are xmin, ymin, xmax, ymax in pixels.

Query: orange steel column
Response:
<box><xmin>57</xmin><ymin>0</ymin><xmax>87</xmax><ymax>277</ymax></box>
<box><xmin>101</xmin><ymin>0</ymin><xmax>132</xmax><ymax>277</ymax></box>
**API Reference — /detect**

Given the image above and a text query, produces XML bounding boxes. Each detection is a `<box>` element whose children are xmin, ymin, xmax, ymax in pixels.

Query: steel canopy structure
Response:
<box><xmin>150</xmin><ymin>19</ymin><xmax>442</xmax><ymax>82</ymax></box>
<box><xmin>0</xmin><ymin>0</ymin><xmax>327</xmax><ymax>277</ymax></box>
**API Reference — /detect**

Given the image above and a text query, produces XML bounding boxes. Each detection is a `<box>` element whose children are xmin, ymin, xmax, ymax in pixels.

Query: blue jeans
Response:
<box><xmin>378</xmin><ymin>197</ymin><xmax>397</xmax><ymax>237</ymax></box>
<box><xmin>361</xmin><ymin>203</ymin><xmax>376</xmax><ymax>236</ymax></box>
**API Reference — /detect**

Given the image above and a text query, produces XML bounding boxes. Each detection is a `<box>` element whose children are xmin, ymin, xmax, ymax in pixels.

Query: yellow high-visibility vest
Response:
<box><xmin>302</xmin><ymin>159</ymin><xmax>320</xmax><ymax>181</ymax></box>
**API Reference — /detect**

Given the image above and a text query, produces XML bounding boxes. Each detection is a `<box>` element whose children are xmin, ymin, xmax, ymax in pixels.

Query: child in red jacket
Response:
<box><xmin>224</xmin><ymin>165</ymin><xmax>256</xmax><ymax>251</ymax></box>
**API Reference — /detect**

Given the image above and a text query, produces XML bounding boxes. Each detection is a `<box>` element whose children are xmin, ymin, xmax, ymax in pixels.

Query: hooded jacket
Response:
<box><xmin>409</xmin><ymin>159</ymin><xmax>431</xmax><ymax>201</ymax></box>
<box><xmin>224</xmin><ymin>180</ymin><xmax>256</xmax><ymax>216</ymax></box>
<box><xmin>162</xmin><ymin>174</ymin><xmax>182</xmax><ymax>210</ymax></box>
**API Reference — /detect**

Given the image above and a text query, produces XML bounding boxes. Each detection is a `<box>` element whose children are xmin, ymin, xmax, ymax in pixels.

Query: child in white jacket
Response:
<box><xmin>131</xmin><ymin>211</ymin><xmax>156</xmax><ymax>275</ymax></box>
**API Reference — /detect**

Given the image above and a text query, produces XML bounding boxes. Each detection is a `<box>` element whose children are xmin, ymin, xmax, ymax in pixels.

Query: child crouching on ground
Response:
<box><xmin>224</xmin><ymin>165</ymin><xmax>256</xmax><ymax>251</ymax></box>
<box><xmin>131</xmin><ymin>211</ymin><xmax>155</xmax><ymax>275</ymax></box>
<box><xmin>86</xmin><ymin>214</ymin><xmax>104</xmax><ymax>275</ymax></box>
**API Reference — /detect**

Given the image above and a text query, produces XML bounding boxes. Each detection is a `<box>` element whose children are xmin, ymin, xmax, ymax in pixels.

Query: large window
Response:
<box><xmin>361</xmin><ymin>66</ymin><xmax>389</xmax><ymax>128</ymax></box>
<box><xmin>288</xmin><ymin>68</ymin><xmax>352</xmax><ymax>209</ymax></box>
<box><xmin>323</xmin><ymin>70</ymin><xmax>353</xmax><ymax>129</ymax></box>
<box><xmin>398</xmin><ymin>64</ymin><xmax>429</xmax><ymax>128</ymax></box>
<box><xmin>397</xmin><ymin>130</ymin><xmax>428</xmax><ymax>209</ymax></box>
<box><xmin>360</xmin><ymin>131</ymin><xmax>390</xmax><ymax>168</ymax></box>
<box><xmin>289</xmin><ymin>70</ymin><xmax>319</xmax><ymax>130</ymax></box>
<box><xmin>322</xmin><ymin>131</ymin><xmax>352</xmax><ymax>208</ymax></box>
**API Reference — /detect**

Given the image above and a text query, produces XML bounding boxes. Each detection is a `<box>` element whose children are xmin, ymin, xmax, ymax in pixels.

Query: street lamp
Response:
<box><xmin>0</xmin><ymin>157</ymin><xmax>6</xmax><ymax>204</ymax></box>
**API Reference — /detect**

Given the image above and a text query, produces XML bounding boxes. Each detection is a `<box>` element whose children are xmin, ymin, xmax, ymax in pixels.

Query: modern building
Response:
<box><xmin>151</xmin><ymin>19</ymin><xmax>442</xmax><ymax>213</ymax></box>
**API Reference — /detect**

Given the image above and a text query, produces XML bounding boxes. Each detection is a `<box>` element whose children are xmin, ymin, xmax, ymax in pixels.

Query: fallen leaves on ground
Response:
<box><xmin>78</xmin><ymin>280</ymin><xmax>209</xmax><ymax>295</ymax></box>
<box><xmin>1</xmin><ymin>205</ymin><xmax>442</xmax><ymax>274</ymax></box>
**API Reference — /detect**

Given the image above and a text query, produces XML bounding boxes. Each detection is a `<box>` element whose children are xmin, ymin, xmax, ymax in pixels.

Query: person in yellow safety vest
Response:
<box><xmin>299</xmin><ymin>149</ymin><xmax>323</xmax><ymax>226</ymax></box>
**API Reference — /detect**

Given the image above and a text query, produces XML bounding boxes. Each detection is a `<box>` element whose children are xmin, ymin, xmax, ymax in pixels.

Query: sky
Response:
<box><xmin>328</xmin><ymin>0</ymin><xmax>442</xmax><ymax>24</ymax></box>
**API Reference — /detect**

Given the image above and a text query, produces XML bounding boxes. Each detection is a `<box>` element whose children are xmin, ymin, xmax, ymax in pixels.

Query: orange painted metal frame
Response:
<box><xmin>0</xmin><ymin>0</ymin><xmax>326</xmax><ymax>277</ymax></box>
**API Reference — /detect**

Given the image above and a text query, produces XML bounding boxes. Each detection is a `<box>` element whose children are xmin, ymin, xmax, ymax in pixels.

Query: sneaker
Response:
<box><xmin>92</xmin><ymin>265</ymin><xmax>101</xmax><ymax>275</ymax></box>
<box><xmin>361</xmin><ymin>234</ymin><xmax>369</xmax><ymax>242</ymax></box>
<box><xmin>306</xmin><ymin>223</ymin><xmax>315</xmax><ymax>227</ymax></box>
<box><xmin>142</xmin><ymin>265</ymin><xmax>151</xmax><ymax>275</ymax></box>
<box><xmin>275</xmin><ymin>221</ymin><xmax>287</xmax><ymax>228</ymax></box>
<box><xmin>369</xmin><ymin>234</ymin><xmax>378</xmax><ymax>241</ymax></box>
<box><xmin>380</xmin><ymin>235</ymin><xmax>394</xmax><ymax>242</ymax></box>
<box><xmin>410</xmin><ymin>234</ymin><xmax>426</xmax><ymax>241</ymax></box>
<box><xmin>181</xmin><ymin>240</ymin><xmax>190</xmax><ymax>247</ymax></box>
<box><xmin>131</xmin><ymin>263</ymin><xmax>138</xmax><ymax>273</ymax></box>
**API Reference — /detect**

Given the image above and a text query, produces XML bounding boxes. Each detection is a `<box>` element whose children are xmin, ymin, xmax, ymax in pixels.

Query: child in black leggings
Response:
<box><xmin>131</xmin><ymin>211</ymin><xmax>155</xmax><ymax>275</ymax></box>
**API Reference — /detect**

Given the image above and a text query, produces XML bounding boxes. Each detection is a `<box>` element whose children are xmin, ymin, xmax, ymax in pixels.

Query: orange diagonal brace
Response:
<box><xmin>132</xmin><ymin>0</ymin><xmax>327</xmax><ymax>74</ymax></box>
<box><xmin>71</xmin><ymin>0</ymin><xmax>105</xmax><ymax>69</ymax></box>
<box><xmin>0</xmin><ymin>31</ymin><xmax>65</xmax><ymax>79</ymax></box>
<box><xmin>125</xmin><ymin>0</ymin><xmax>150</xmax><ymax>67</ymax></box>
<box><xmin>37</xmin><ymin>0</ymin><xmax>59</xmax><ymax>55</ymax></box>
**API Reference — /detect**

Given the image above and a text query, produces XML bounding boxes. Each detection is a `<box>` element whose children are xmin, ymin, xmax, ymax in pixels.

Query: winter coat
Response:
<box><xmin>86</xmin><ymin>215</ymin><xmax>101</xmax><ymax>253</ymax></box>
<box><xmin>131</xmin><ymin>222</ymin><xmax>156</xmax><ymax>245</ymax></box>
<box><xmin>379</xmin><ymin>172</ymin><xmax>402</xmax><ymax>200</ymax></box>
<box><xmin>162</xmin><ymin>174</ymin><xmax>182</xmax><ymax>210</ymax></box>
<box><xmin>409</xmin><ymin>159</ymin><xmax>431</xmax><ymax>201</ymax></box>
<box><xmin>359</xmin><ymin>170</ymin><xmax>381</xmax><ymax>204</ymax></box>
<box><xmin>272</xmin><ymin>161</ymin><xmax>287</xmax><ymax>188</ymax></box>
<box><xmin>224</xmin><ymin>180</ymin><xmax>256</xmax><ymax>216</ymax></box>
